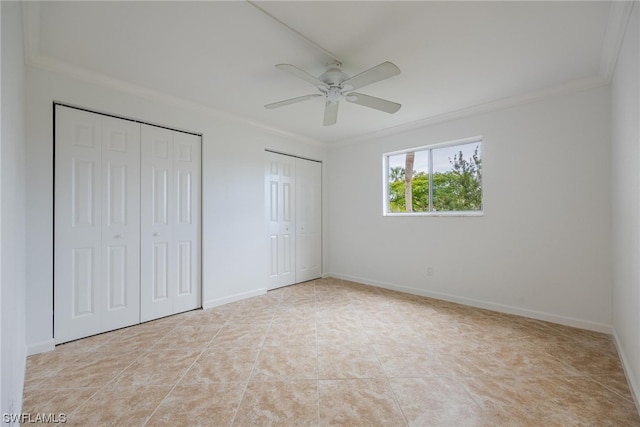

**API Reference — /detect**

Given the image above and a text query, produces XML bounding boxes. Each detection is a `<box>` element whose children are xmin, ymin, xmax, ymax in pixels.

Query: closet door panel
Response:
<box><xmin>140</xmin><ymin>125</ymin><xmax>175</xmax><ymax>322</ymax></box>
<box><xmin>265</xmin><ymin>154</ymin><xmax>276</xmax><ymax>289</ymax></box>
<box><xmin>172</xmin><ymin>132</ymin><xmax>201</xmax><ymax>313</ymax></box>
<box><xmin>55</xmin><ymin>107</ymin><xmax>103</xmax><ymax>343</ymax></box>
<box><xmin>266</xmin><ymin>161</ymin><xmax>280</xmax><ymax>288</ymax></box>
<box><xmin>265</xmin><ymin>152</ymin><xmax>296</xmax><ymax>290</ymax></box>
<box><xmin>101</xmin><ymin>116</ymin><xmax>141</xmax><ymax>331</ymax></box>
<box><xmin>280</xmin><ymin>158</ymin><xmax>296</xmax><ymax>287</ymax></box>
<box><xmin>281</xmin><ymin>167</ymin><xmax>294</xmax><ymax>282</ymax></box>
<box><xmin>295</xmin><ymin>158</ymin><xmax>322</xmax><ymax>283</ymax></box>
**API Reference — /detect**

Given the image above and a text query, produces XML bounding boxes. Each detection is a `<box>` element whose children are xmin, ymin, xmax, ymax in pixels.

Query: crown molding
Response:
<box><xmin>21</xmin><ymin>1</ymin><xmax>621</xmax><ymax>149</ymax></box>
<box><xmin>600</xmin><ymin>1</ymin><xmax>636</xmax><ymax>82</ymax></box>
<box><xmin>27</xmin><ymin>54</ymin><xmax>325</xmax><ymax>147</ymax></box>
<box><xmin>334</xmin><ymin>75</ymin><xmax>609</xmax><ymax>147</ymax></box>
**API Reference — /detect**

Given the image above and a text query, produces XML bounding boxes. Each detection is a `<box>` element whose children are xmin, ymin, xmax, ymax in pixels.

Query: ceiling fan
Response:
<box><xmin>265</xmin><ymin>61</ymin><xmax>401</xmax><ymax>126</ymax></box>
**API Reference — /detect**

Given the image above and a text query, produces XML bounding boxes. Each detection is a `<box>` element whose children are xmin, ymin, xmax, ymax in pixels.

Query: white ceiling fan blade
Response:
<box><xmin>342</xmin><ymin>62</ymin><xmax>400</xmax><ymax>91</ymax></box>
<box><xmin>323</xmin><ymin>100</ymin><xmax>339</xmax><ymax>126</ymax></box>
<box><xmin>346</xmin><ymin>92</ymin><xmax>401</xmax><ymax>114</ymax></box>
<box><xmin>265</xmin><ymin>94</ymin><xmax>321</xmax><ymax>109</ymax></box>
<box><xmin>276</xmin><ymin>64</ymin><xmax>328</xmax><ymax>88</ymax></box>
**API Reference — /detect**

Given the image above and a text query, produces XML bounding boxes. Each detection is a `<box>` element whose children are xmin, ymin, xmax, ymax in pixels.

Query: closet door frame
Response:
<box><xmin>265</xmin><ymin>150</ymin><xmax>322</xmax><ymax>290</ymax></box>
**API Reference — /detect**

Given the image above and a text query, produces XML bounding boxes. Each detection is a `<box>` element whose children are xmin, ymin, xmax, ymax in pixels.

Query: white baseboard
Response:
<box><xmin>27</xmin><ymin>339</ymin><xmax>55</xmax><ymax>356</ymax></box>
<box><xmin>327</xmin><ymin>272</ymin><xmax>612</xmax><ymax>334</ymax></box>
<box><xmin>202</xmin><ymin>288</ymin><xmax>267</xmax><ymax>310</ymax></box>
<box><xmin>612</xmin><ymin>329</ymin><xmax>640</xmax><ymax>414</ymax></box>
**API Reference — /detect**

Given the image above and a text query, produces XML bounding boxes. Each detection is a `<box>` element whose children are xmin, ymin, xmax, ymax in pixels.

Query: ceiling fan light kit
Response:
<box><xmin>265</xmin><ymin>60</ymin><xmax>401</xmax><ymax>126</ymax></box>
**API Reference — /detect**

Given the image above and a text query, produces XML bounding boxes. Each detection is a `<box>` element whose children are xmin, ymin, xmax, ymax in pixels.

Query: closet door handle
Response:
<box><xmin>114</xmin><ymin>234</ymin><xmax>123</xmax><ymax>239</ymax></box>
<box><xmin>153</xmin><ymin>232</ymin><xmax>160</xmax><ymax>237</ymax></box>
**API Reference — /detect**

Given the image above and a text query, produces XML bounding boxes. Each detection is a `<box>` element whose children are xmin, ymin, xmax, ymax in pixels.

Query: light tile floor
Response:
<box><xmin>23</xmin><ymin>278</ymin><xmax>640</xmax><ymax>426</ymax></box>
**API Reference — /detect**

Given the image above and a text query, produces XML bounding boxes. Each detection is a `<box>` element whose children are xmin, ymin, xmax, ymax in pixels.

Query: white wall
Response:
<box><xmin>1</xmin><ymin>0</ymin><xmax>27</xmax><ymax>421</ymax></box>
<box><xmin>611</xmin><ymin>2</ymin><xmax>640</xmax><ymax>408</ymax></box>
<box><xmin>24</xmin><ymin>66</ymin><xmax>328</xmax><ymax>353</ymax></box>
<box><xmin>328</xmin><ymin>85</ymin><xmax>612</xmax><ymax>331</ymax></box>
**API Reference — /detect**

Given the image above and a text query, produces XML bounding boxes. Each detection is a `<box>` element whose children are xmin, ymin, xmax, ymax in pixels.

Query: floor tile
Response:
<box><xmin>36</xmin><ymin>351</ymin><xmax>144</xmax><ymax>389</ymax></box>
<box><xmin>461</xmin><ymin>376</ymin><xmax>562</xmax><ymax>425</ymax></box>
<box><xmin>542</xmin><ymin>376</ymin><xmax>640</xmax><ymax>426</ymax></box>
<box><xmin>251</xmin><ymin>345</ymin><xmax>318</xmax><ymax>381</ymax></box>
<box><xmin>21</xmin><ymin>387</ymin><xmax>99</xmax><ymax>417</ymax></box>
<box><xmin>98</xmin><ymin>328</ymin><xmax>171</xmax><ymax>353</ymax></box>
<box><xmin>377</xmin><ymin>347</ymin><xmax>453</xmax><ymax>378</ymax></box>
<box><xmin>389</xmin><ymin>377</ymin><xmax>490</xmax><ymax>427</ymax></box>
<box><xmin>64</xmin><ymin>385</ymin><xmax>171</xmax><ymax>426</ymax></box>
<box><xmin>591</xmin><ymin>372</ymin><xmax>638</xmax><ymax>402</ymax></box>
<box><xmin>179</xmin><ymin>308</ymin><xmax>232</xmax><ymax>326</ymax></box>
<box><xmin>439</xmin><ymin>342</ymin><xmax>579</xmax><ymax>377</ymax></box>
<box><xmin>264</xmin><ymin>319</ymin><xmax>316</xmax><ymax>346</ymax></box>
<box><xmin>151</xmin><ymin>324</ymin><xmax>222</xmax><ymax>350</ymax></box>
<box><xmin>541</xmin><ymin>341</ymin><xmax>625</xmax><ymax>375</ymax></box>
<box><xmin>180</xmin><ymin>346</ymin><xmax>260</xmax><ymax>384</ymax></box>
<box><xmin>52</xmin><ymin>329</ymin><xmax>124</xmax><ymax>354</ymax></box>
<box><xmin>317</xmin><ymin>344</ymin><xmax>385</xmax><ymax>379</ymax></box>
<box><xmin>112</xmin><ymin>348</ymin><xmax>201</xmax><ymax>386</ymax></box>
<box><xmin>318</xmin><ymin>379</ymin><xmax>406</xmax><ymax>426</ymax></box>
<box><xmin>146</xmin><ymin>382</ymin><xmax>245</xmax><ymax>426</ymax></box>
<box><xmin>233</xmin><ymin>380</ymin><xmax>318</xmax><ymax>426</ymax></box>
<box><xmin>316</xmin><ymin>322</ymin><xmax>370</xmax><ymax>346</ymax></box>
<box><xmin>211</xmin><ymin>323</ymin><xmax>269</xmax><ymax>347</ymax></box>
<box><xmin>228</xmin><ymin>307</ymin><xmax>276</xmax><ymax>324</ymax></box>
<box><xmin>24</xmin><ymin>351</ymin><xmax>86</xmax><ymax>384</ymax></box>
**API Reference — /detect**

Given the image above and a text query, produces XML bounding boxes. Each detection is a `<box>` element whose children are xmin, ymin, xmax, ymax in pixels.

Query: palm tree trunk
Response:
<box><xmin>404</xmin><ymin>152</ymin><xmax>415</xmax><ymax>212</ymax></box>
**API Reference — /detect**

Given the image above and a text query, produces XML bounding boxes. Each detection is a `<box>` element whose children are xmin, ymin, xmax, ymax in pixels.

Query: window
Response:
<box><xmin>383</xmin><ymin>137</ymin><xmax>483</xmax><ymax>215</ymax></box>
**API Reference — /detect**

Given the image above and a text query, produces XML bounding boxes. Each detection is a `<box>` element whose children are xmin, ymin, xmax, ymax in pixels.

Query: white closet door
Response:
<box><xmin>172</xmin><ymin>131</ymin><xmax>201</xmax><ymax>313</ymax></box>
<box><xmin>140</xmin><ymin>125</ymin><xmax>175</xmax><ymax>321</ymax></box>
<box><xmin>266</xmin><ymin>152</ymin><xmax>296</xmax><ymax>290</ymax></box>
<box><xmin>55</xmin><ymin>106</ymin><xmax>201</xmax><ymax>341</ymax></box>
<box><xmin>140</xmin><ymin>125</ymin><xmax>201</xmax><ymax>321</ymax></box>
<box><xmin>54</xmin><ymin>107</ymin><xmax>141</xmax><ymax>343</ymax></box>
<box><xmin>295</xmin><ymin>158</ymin><xmax>322</xmax><ymax>282</ymax></box>
<box><xmin>55</xmin><ymin>107</ymin><xmax>103</xmax><ymax>342</ymax></box>
<box><xmin>101</xmin><ymin>116</ymin><xmax>141</xmax><ymax>331</ymax></box>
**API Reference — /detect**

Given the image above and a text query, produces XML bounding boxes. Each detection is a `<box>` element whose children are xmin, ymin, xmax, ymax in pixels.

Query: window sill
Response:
<box><xmin>383</xmin><ymin>211</ymin><xmax>483</xmax><ymax>217</ymax></box>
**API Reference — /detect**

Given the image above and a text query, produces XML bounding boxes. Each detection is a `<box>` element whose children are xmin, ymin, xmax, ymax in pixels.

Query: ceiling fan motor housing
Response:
<box><xmin>319</xmin><ymin>61</ymin><xmax>350</xmax><ymax>87</ymax></box>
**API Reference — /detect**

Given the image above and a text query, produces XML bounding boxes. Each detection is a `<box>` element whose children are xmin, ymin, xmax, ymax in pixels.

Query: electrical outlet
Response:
<box><xmin>427</xmin><ymin>267</ymin><xmax>433</xmax><ymax>276</ymax></box>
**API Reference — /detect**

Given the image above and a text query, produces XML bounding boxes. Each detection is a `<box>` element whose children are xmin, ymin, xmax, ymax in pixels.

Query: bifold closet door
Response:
<box><xmin>266</xmin><ymin>152</ymin><xmax>322</xmax><ymax>289</ymax></box>
<box><xmin>140</xmin><ymin>124</ymin><xmax>201</xmax><ymax>322</ymax></box>
<box><xmin>295</xmin><ymin>158</ymin><xmax>322</xmax><ymax>283</ymax></box>
<box><xmin>266</xmin><ymin>152</ymin><xmax>296</xmax><ymax>290</ymax></box>
<box><xmin>54</xmin><ymin>106</ymin><xmax>141</xmax><ymax>344</ymax></box>
<box><xmin>55</xmin><ymin>106</ymin><xmax>201</xmax><ymax>343</ymax></box>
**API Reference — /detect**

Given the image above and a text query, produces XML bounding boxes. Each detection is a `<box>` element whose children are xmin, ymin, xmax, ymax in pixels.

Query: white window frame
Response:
<box><xmin>382</xmin><ymin>136</ymin><xmax>484</xmax><ymax>217</ymax></box>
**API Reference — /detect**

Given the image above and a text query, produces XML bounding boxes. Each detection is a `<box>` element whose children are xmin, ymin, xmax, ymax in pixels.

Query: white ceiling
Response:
<box><xmin>26</xmin><ymin>1</ymin><xmax>616</xmax><ymax>144</ymax></box>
